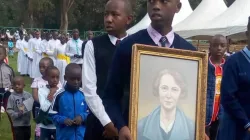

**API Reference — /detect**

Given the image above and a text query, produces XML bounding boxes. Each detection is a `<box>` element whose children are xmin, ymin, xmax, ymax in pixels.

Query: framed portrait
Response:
<box><xmin>129</xmin><ymin>44</ymin><xmax>208</xmax><ymax>140</ymax></box>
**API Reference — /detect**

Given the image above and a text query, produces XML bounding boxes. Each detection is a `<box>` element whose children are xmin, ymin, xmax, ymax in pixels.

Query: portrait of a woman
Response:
<box><xmin>137</xmin><ymin>69</ymin><xmax>195</xmax><ymax>140</ymax></box>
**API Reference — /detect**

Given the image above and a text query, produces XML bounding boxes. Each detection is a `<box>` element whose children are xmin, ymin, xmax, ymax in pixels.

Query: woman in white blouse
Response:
<box><xmin>54</xmin><ymin>35</ymin><xmax>70</xmax><ymax>84</ymax></box>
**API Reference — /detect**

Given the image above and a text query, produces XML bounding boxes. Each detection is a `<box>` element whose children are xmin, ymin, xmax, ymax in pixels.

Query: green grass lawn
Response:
<box><xmin>0</xmin><ymin>54</ymin><xmax>36</xmax><ymax>140</ymax></box>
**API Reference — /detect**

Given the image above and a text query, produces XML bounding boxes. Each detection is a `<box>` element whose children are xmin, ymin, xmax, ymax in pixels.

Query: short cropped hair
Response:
<box><xmin>45</xmin><ymin>66</ymin><xmax>59</xmax><ymax>76</ymax></box>
<box><xmin>65</xmin><ymin>63</ymin><xmax>81</xmax><ymax>76</ymax></box>
<box><xmin>153</xmin><ymin>69</ymin><xmax>188</xmax><ymax>99</ymax></box>
<box><xmin>39</xmin><ymin>57</ymin><xmax>54</xmax><ymax>66</ymax></box>
<box><xmin>107</xmin><ymin>0</ymin><xmax>132</xmax><ymax>15</ymax></box>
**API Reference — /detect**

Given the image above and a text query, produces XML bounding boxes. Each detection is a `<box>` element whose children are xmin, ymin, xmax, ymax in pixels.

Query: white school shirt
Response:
<box><xmin>38</xmin><ymin>86</ymin><xmax>61</xmax><ymax>129</ymax></box>
<box><xmin>32</xmin><ymin>77</ymin><xmax>62</xmax><ymax>129</ymax></box>
<box><xmin>82</xmin><ymin>34</ymin><xmax>128</xmax><ymax>126</ymax></box>
<box><xmin>65</xmin><ymin>38</ymin><xmax>83</xmax><ymax>64</ymax></box>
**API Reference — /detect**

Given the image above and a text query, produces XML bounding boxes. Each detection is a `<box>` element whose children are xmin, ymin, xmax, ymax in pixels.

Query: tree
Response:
<box><xmin>60</xmin><ymin>0</ymin><xmax>74</xmax><ymax>33</ymax></box>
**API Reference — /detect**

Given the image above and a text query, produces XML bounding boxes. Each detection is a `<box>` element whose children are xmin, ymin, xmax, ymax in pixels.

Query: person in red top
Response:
<box><xmin>205</xmin><ymin>34</ymin><xmax>228</xmax><ymax>140</ymax></box>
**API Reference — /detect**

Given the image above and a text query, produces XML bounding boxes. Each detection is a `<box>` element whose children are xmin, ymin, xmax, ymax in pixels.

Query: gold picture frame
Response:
<box><xmin>129</xmin><ymin>44</ymin><xmax>208</xmax><ymax>140</ymax></box>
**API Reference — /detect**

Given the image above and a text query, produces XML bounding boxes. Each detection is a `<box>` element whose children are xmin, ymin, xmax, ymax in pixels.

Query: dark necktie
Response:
<box><xmin>116</xmin><ymin>39</ymin><xmax>121</xmax><ymax>46</ymax></box>
<box><xmin>159</xmin><ymin>36</ymin><xmax>168</xmax><ymax>47</ymax></box>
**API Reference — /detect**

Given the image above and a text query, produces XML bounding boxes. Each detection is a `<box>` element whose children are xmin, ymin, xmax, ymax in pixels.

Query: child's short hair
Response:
<box><xmin>45</xmin><ymin>66</ymin><xmax>59</xmax><ymax>76</ymax></box>
<box><xmin>13</xmin><ymin>76</ymin><xmax>25</xmax><ymax>85</ymax></box>
<box><xmin>65</xmin><ymin>63</ymin><xmax>81</xmax><ymax>76</ymax></box>
<box><xmin>39</xmin><ymin>57</ymin><xmax>54</xmax><ymax>66</ymax></box>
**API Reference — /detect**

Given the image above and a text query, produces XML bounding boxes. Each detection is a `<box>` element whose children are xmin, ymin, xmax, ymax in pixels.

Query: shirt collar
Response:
<box><xmin>243</xmin><ymin>46</ymin><xmax>250</xmax><ymax>58</ymax></box>
<box><xmin>147</xmin><ymin>24</ymin><xmax>175</xmax><ymax>47</ymax></box>
<box><xmin>108</xmin><ymin>34</ymin><xmax>129</xmax><ymax>46</ymax></box>
<box><xmin>209</xmin><ymin>56</ymin><xmax>225</xmax><ymax>67</ymax></box>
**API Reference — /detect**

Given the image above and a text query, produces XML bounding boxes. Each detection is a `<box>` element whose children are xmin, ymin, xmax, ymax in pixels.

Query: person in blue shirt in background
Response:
<box><xmin>217</xmin><ymin>16</ymin><xmax>250</xmax><ymax>140</ymax></box>
<box><xmin>51</xmin><ymin>63</ymin><xmax>89</xmax><ymax>140</ymax></box>
<box><xmin>8</xmin><ymin>38</ymin><xmax>14</xmax><ymax>58</ymax></box>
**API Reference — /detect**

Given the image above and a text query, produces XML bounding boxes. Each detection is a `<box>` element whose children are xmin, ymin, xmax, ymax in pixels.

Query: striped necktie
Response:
<box><xmin>159</xmin><ymin>36</ymin><xmax>168</xmax><ymax>47</ymax></box>
<box><xmin>116</xmin><ymin>39</ymin><xmax>121</xmax><ymax>46</ymax></box>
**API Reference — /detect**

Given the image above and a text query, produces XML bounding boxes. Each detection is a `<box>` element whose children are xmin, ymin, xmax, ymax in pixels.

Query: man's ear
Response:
<box><xmin>176</xmin><ymin>2</ymin><xmax>182</xmax><ymax>13</ymax></box>
<box><xmin>126</xmin><ymin>15</ymin><xmax>133</xmax><ymax>26</ymax></box>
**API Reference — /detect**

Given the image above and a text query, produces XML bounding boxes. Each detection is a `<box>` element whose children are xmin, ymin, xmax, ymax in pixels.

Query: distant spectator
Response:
<box><xmin>87</xmin><ymin>31</ymin><xmax>94</xmax><ymax>40</ymax></box>
<box><xmin>0</xmin><ymin>31</ymin><xmax>6</xmax><ymax>43</ymax></box>
<box><xmin>14</xmin><ymin>31</ymin><xmax>20</xmax><ymax>41</ymax></box>
<box><xmin>19</xmin><ymin>23</ymin><xmax>27</xmax><ymax>35</ymax></box>
<box><xmin>8</xmin><ymin>38</ymin><xmax>14</xmax><ymax>58</ymax></box>
<box><xmin>6</xmin><ymin>30</ymin><xmax>13</xmax><ymax>40</ymax></box>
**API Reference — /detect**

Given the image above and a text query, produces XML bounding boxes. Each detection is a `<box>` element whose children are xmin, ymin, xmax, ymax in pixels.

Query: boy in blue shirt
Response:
<box><xmin>51</xmin><ymin>63</ymin><xmax>89</xmax><ymax>140</ymax></box>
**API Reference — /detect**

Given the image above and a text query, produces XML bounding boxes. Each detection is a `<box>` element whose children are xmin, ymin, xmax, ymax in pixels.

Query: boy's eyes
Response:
<box><xmin>148</xmin><ymin>0</ymin><xmax>169</xmax><ymax>3</ymax></box>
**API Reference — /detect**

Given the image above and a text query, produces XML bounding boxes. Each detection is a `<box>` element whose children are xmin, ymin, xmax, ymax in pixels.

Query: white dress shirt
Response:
<box><xmin>82</xmin><ymin>34</ymin><xmax>128</xmax><ymax>126</ymax></box>
<box><xmin>147</xmin><ymin>25</ymin><xmax>175</xmax><ymax>47</ymax></box>
<box><xmin>38</xmin><ymin>86</ymin><xmax>56</xmax><ymax>129</ymax></box>
<box><xmin>65</xmin><ymin>38</ymin><xmax>83</xmax><ymax>64</ymax></box>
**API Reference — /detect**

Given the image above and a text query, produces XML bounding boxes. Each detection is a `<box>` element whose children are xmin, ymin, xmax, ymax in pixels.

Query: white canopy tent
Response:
<box><xmin>176</xmin><ymin>0</ymin><xmax>250</xmax><ymax>40</ymax></box>
<box><xmin>127</xmin><ymin>0</ymin><xmax>193</xmax><ymax>34</ymax></box>
<box><xmin>174</xmin><ymin>0</ymin><xmax>228</xmax><ymax>39</ymax></box>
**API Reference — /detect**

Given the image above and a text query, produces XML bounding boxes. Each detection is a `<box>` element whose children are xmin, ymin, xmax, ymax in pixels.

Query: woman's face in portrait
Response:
<box><xmin>158</xmin><ymin>74</ymin><xmax>181</xmax><ymax>110</ymax></box>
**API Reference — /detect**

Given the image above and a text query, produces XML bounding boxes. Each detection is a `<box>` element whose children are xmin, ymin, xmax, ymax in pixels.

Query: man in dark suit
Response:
<box><xmin>103</xmin><ymin>0</ymin><xmax>196</xmax><ymax>140</ymax></box>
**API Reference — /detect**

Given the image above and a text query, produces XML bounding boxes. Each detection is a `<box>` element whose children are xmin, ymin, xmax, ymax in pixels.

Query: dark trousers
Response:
<box><xmin>206</xmin><ymin>120</ymin><xmax>219</xmax><ymax>140</ymax></box>
<box><xmin>13</xmin><ymin>126</ymin><xmax>31</xmax><ymax>140</ymax></box>
<box><xmin>32</xmin><ymin>101</ymin><xmax>40</xmax><ymax>119</ymax></box>
<box><xmin>40</xmin><ymin>128</ymin><xmax>56</xmax><ymax>140</ymax></box>
<box><xmin>0</xmin><ymin>88</ymin><xmax>11</xmax><ymax>109</ymax></box>
<box><xmin>85</xmin><ymin>113</ymin><xmax>106</xmax><ymax>140</ymax></box>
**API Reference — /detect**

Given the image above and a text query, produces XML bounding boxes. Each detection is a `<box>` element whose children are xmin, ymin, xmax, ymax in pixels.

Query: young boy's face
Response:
<box><xmin>209</xmin><ymin>36</ymin><xmax>228</xmax><ymax>58</ymax></box>
<box><xmin>13</xmin><ymin>79</ymin><xmax>25</xmax><ymax>93</ymax></box>
<box><xmin>39</xmin><ymin>60</ymin><xmax>51</xmax><ymax>76</ymax></box>
<box><xmin>0</xmin><ymin>48</ymin><xmax>6</xmax><ymax>62</ymax></box>
<box><xmin>47</xmin><ymin>69</ymin><xmax>60</xmax><ymax>88</ymax></box>
<box><xmin>64</xmin><ymin>68</ymin><xmax>82</xmax><ymax>90</ymax></box>
<box><xmin>147</xmin><ymin>0</ymin><xmax>181</xmax><ymax>29</ymax></box>
<box><xmin>104</xmin><ymin>0</ymin><xmax>132</xmax><ymax>35</ymax></box>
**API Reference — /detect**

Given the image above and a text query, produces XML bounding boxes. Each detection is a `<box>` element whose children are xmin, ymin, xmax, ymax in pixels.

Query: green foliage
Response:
<box><xmin>0</xmin><ymin>0</ymin><xmax>234</xmax><ymax>31</ymax></box>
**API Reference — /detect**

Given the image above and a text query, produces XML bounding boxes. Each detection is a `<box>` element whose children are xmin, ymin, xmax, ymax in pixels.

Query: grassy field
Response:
<box><xmin>0</xmin><ymin>54</ymin><xmax>35</xmax><ymax>140</ymax></box>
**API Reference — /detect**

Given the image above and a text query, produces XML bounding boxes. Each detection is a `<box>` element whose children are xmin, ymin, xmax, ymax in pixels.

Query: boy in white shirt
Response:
<box><xmin>36</xmin><ymin>66</ymin><xmax>61</xmax><ymax>140</ymax></box>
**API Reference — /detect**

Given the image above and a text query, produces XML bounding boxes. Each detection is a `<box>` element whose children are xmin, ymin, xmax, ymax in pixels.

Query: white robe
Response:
<box><xmin>54</xmin><ymin>43</ymin><xmax>68</xmax><ymax>84</ymax></box>
<box><xmin>20</xmin><ymin>40</ymin><xmax>29</xmax><ymax>75</ymax></box>
<box><xmin>47</xmin><ymin>39</ymin><xmax>60</xmax><ymax>64</ymax></box>
<box><xmin>16</xmin><ymin>39</ymin><xmax>24</xmax><ymax>73</ymax></box>
<box><xmin>30</xmin><ymin>38</ymin><xmax>42</xmax><ymax>78</ymax></box>
<box><xmin>40</xmin><ymin>39</ymin><xmax>50</xmax><ymax>58</ymax></box>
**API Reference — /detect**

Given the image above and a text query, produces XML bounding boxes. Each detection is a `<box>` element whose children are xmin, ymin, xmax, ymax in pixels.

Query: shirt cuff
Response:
<box><xmin>244</xmin><ymin>122</ymin><xmax>250</xmax><ymax>129</ymax></box>
<box><xmin>99</xmin><ymin>113</ymin><xmax>112</xmax><ymax>127</ymax></box>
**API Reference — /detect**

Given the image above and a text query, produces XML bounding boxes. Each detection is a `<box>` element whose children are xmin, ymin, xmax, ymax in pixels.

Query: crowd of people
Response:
<box><xmin>0</xmin><ymin>0</ymin><xmax>250</xmax><ymax>140</ymax></box>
